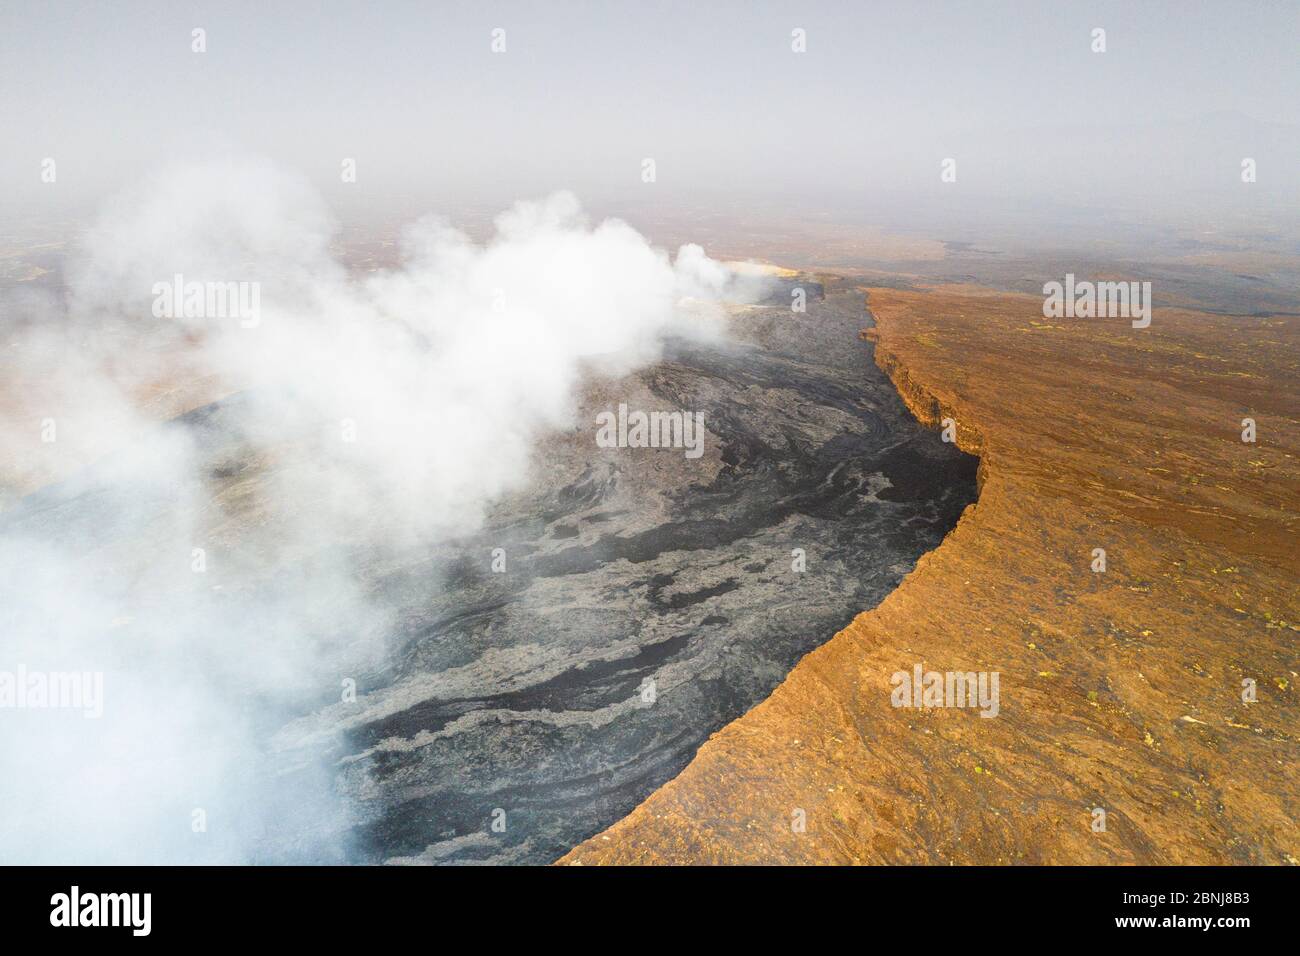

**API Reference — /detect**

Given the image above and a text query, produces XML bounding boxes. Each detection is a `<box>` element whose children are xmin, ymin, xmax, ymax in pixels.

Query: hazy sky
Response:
<box><xmin>3</xmin><ymin>0</ymin><xmax>1298</xmax><ymax>218</ymax></box>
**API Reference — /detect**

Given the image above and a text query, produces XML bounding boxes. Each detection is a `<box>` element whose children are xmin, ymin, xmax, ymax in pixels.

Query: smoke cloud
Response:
<box><xmin>0</xmin><ymin>158</ymin><xmax>766</xmax><ymax>862</ymax></box>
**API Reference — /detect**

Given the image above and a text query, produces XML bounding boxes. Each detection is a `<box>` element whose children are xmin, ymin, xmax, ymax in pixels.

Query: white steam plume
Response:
<box><xmin>0</xmin><ymin>158</ymin><xmax>767</xmax><ymax>862</ymax></box>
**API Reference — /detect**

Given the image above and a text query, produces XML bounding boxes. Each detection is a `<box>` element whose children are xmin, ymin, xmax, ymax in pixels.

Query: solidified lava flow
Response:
<box><xmin>1</xmin><ymin>279</ymin><xmax>978</xmax><ymax>864</ymax></box>
<box><xmin>311</xmin><ymin>281</ymin><xmax>977</xmax><ymax>864</ymax></box>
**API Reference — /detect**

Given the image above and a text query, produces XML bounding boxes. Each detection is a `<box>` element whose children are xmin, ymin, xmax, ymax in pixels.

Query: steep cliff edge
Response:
<box><xmin>560</xmin><ymin>284</ymin><xmax>1298</xmax><ymax>865</ymax></box>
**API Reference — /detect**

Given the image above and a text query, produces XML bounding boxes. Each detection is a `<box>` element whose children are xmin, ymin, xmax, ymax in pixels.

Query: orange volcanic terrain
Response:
<box><xmin>562</xmin><ymin>284</ymin><xmax>1299</xmax><ymax>865</ymax></box>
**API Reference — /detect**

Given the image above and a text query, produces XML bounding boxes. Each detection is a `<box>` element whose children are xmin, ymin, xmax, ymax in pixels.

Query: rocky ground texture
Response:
<box><xmin>562</xmin><ymin>284</ymin><xmax>1298</xmax><ymax>865</ymax></box>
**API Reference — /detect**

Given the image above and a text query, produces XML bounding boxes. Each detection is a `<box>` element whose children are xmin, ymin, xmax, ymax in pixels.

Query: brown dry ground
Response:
<box><xmin>561</xmin><ymin>284</ymin><xmax>1298</xmax><ymax>865</ymax></box>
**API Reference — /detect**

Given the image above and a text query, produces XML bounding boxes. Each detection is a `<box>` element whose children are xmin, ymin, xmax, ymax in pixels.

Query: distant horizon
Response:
<box><xmin>4</xmin><ymin>0</ymin><xmax>1299</xmax><ymax>227</ymax></box>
